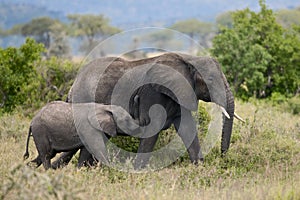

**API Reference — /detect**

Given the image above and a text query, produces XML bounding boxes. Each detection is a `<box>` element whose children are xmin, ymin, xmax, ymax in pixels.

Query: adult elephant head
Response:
<box><xmin>143</xmin><ymin>53</ymin><xmax>234</xmax><ymax>154</ymax></box>
<box><xmin>127</xmin><ymin>53</ymin><xmax>234</xmax><ymax>154</ymax></box>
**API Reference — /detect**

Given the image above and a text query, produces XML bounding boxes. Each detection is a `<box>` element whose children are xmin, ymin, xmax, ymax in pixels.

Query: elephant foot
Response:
<box><xmin>27</xmin><ymin>161</ymin><xmax>40</xmax><ymax>168</ymax></box>
<box><xmin>27</xmin><ymin>156</ymin><xmax>42</xmax><ymax>168</ymax></box>
<box><xmin>193</xmin><ymin>157</ymin><xmax>204</xmax><ymax>165</ymax></box>
<box><xmin>77</xmin><ymin>158</ymin><xmax>98</xmax><ymax>169</ymax></box>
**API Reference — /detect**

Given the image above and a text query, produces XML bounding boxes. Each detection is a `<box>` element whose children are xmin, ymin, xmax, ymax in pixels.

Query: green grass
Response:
<box><xmin>1</xmin><ymin>100</ymin><xmax>300</xmax><ymax>200</ymax></box>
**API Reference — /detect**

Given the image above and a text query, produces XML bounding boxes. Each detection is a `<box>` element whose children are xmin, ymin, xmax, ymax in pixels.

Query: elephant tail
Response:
<box><xmin>23</xmin><ymin>126</ymin><xmax>32</xmax><ymax>160</ymax></box>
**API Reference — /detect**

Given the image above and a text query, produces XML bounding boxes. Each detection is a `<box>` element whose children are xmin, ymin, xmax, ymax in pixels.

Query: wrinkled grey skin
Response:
<box><xmin>69</xmin><ymin>52</ymin><xmax>234</xmax><ymax>169</ymax></box>
<box><xmin>24</xmin><ymin>101</ymin><xmax>140</xmax><ymax>170</ymax></box>
<box><xmin>130</xmin><ymin>84</ymin><xmax>201</xmax><ymax>169</ymax></box>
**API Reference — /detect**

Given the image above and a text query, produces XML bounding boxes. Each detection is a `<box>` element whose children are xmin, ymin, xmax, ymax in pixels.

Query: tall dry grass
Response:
<box><xmin>1</xmin><ymin>100</ymin><xmax>300</xmax><ymax>200</ymax></box>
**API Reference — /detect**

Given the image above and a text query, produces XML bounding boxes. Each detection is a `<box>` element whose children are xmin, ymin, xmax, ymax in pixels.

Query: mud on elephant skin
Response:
<box><xmin>24</xmin><ymin>101</ymin><xmax>140</xmax><ymax>170</ymax></box>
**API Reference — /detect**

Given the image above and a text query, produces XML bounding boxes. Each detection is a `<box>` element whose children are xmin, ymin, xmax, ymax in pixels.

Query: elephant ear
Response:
<box><xmin>145</xmin><ymin>63</ymin><xmax>198</xmax><ymax>111</ymax></box>
<box><xmin>88</xmin><ymin>106</ymin><xmax>117</xmax><ymax>137</ymax></box>
<box><xmin>177</xmin><ymin>53</ymin><xmax>227</xmax><ymax>109</ymax></box>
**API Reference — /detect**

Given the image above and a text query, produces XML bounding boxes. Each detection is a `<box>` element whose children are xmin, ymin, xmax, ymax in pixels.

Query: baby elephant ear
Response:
<box><xmin>88</xmin><ymin>107</ymin><xmax>117</xmax><ymax>137</ymax></box>
<box><xmin>109</xmin><ymin>105</ymin><xmax>140</xmax><ymax>135</ymax></box>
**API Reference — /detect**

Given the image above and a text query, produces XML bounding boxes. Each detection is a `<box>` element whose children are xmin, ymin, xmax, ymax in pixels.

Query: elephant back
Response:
<box><xmin>31</xmin><ymin>101</ymin><xmax>79</xmax><ymax>147</ymax></box>
<box><xmin>71</xmin><ymin>57</ymin><xmax>128</xmax><ymax>104</ymax></box>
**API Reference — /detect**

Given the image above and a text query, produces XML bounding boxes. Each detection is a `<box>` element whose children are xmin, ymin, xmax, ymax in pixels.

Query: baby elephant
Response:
<box><xmin>24</xmin><ymin>101</ymin><xmax>140</xmax><ymax>170</ymax></box>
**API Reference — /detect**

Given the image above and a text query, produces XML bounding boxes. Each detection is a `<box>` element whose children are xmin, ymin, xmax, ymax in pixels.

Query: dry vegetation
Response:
<box><xmin>0</xmin><ymin>100</ymin><xmax>300</xmax><ymax>200</ymax></box>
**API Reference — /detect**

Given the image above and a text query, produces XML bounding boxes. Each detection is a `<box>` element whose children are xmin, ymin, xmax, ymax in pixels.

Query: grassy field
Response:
<box><xmin>0</xmin><ymin>100</ymin><xmax>300</xmax><ymax>200</ymax></box>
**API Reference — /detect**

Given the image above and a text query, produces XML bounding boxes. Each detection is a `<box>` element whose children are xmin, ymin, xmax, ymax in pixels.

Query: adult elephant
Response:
<box><xmin>69</xmin><ymin>52</ymin><xmax>234</xmax><ymax>169</ymax></box>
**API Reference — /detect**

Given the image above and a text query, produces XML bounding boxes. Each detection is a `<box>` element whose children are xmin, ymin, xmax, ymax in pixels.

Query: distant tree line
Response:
<box><xmin>1</xmin><ymin>14</ymin><xmax>121</xmax><ymax>58</ymax></box>
<box><xmin>1</xmin><ymin>3</ymin><xmax>299</xmax><ymax>58</ymax></box>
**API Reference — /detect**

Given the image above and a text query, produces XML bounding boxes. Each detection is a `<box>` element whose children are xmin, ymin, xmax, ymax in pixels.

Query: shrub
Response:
<box><xmin>0</xmin><ymin>38</ymin><xmax>79</xmax><ymax>115</ymax></box>
<box><xmin>270</xmin><ymin>92</ymin><xmax>287</xmax><ymax>105</ymax></box>
<box><xmin>23</xmin><ymin>57</ymin><xmax>79</xmax><ymax>115</ymax></box>
<box><xmin>0</xmin><ymin>38</ymin><xmax>44</xmax><ymax>112</ymax></box>
<box><xmin>286</xmin><ymin>96</ymin><xmax>300</xmax><ymax>115</ymax></box>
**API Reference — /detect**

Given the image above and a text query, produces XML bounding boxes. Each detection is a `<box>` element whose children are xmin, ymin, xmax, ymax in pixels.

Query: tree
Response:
<box><xmin>211</xmin><ymin>0</ymin><xmax>300</xmax><ymax>99</ymax></box>
<box><xmin>170</xmin><ymin>19</ymin><xmax>215</xmax><ymax>51</ymax></box>
<box><xmin>216</xmin><ymin>11</ymin><xmax>233</xmax><ymax>28</ymax></box>
<box><xmin>21</xmin><ymin>17</ymin><xmax>57</xmax><ymax>49</ymax></box>
<box><xmin>10</xmin><ymin>17</ymin><xmax>70</xmax><ymax>58</ymax></box>
<box><xmin>276</xmin><ymin>8</ymin><xmax>300</xmax><ymax>29</ymax></box>
<box><xmin>47</xmin><ymin>22</ymin><xmax>70</xmax><ymax>58</ymax></box>
<box><xmin>67</xmin><ymin>14</ymin><xmax>121</xmax><ymax>54</ymax></box>
<box><xmin>140</xmin><ymin>30</ymin><xmax>183</xmax><ymax>49</ymax></box>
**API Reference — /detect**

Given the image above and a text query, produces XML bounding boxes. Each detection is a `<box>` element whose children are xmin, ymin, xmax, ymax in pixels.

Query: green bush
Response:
<box><xmin>0</xmin><ymin>38</ymin><xmax>79</xmax><ymax>115</ymax></box>
<box><xmin>268</xmin><ymin>93</ymin><xmax>300</xmax><ymax>115</ymax></box>
<box><xmin>0</xmin><ymin>38</ymin><xmax>44</xmax><ymax>112</ymax></box>
<box><xmin>109</xmin><ymin>136</ymin><xmax>140</xmax><ymax>153</ymax></box>
<box><xmin>197</xmin><ymin>102</ymin><xmax>211</xmax><ymax>138</ymax></box>
<box><xmin>24</xmin><ymin>57</ymin><xmax>79</xmax><ymax>115</ymax></box>
<box><xmin>286</xmin><ymin>96</ymin><xmax>300</xmax><ymax>115</ymax></box>
<box><xmin>269</xmin><ymin>92</ymin><xmax>287</xmax><ymax>105</ymax></box>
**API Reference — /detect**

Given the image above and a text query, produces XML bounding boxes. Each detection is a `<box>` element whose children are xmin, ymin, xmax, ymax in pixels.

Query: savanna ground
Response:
<box><xmin>0</xmin><ymin>99</ymin><xmax>300</xmax><ymax>200</ymax></box>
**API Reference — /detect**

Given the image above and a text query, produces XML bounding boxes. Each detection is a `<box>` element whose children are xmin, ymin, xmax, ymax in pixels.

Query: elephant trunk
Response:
<box><xmin>221</xmin><ymin>79</ymin><xmax>235</xmax><ymax>154</ymax></box>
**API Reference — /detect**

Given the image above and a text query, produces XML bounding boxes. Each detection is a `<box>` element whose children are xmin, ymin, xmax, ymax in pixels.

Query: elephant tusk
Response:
<box><xmin>220</xmin><ymin>106</ymin><xmax>230</xmax><ymax>119</ymax></box>
<box><xmin>234</xmin><ymin>112</ymin><xmax>245</xmax><ymax>123</ymax></box>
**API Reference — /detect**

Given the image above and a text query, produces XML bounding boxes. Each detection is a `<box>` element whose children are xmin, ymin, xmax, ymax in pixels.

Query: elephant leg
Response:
<box><xmin>33</xmin><ymin>136</ymin><xmax>54</xmax><ymax>170</ymax></box>
<box><xmin>173</xmin><ymin>108</ymin><xmax>203</xmax><ymax>164</ymax></box>
<box><xmin>75</xmin><ymin>105</ymin><xmax>113</xmax><ymax>166</ymax></box>
<box><xmin>77</xmin><ymin>147</ymin><xmax>97</xmax><ymax>168</ymax></box>
<box><xmin>42</xmin><ymin>150</ymin><xmax>57</xmax><ymax>170</ymax></box>
<box><xmin>42</xmin><ymin>154</ymin><xmax>52</xmax><ymax>170</ymax></box>
<box><xmin>51</xmin><ymin>149</ymin><xmax>78</xmax><ymax>169</ymax></box>
<box><xmin>28</xmin><ymin>155</ymin><xmax>42</xmax><ymax>168</ymax></box>
<box><xmin>134</xmin><ymin>134</ymin><xmax>159</xmax><ymax>170</ymax></box>
<box><xmin>79</xmin><ymin>130</ymin><xmax>109</xmax><ymax>165</ymax></box>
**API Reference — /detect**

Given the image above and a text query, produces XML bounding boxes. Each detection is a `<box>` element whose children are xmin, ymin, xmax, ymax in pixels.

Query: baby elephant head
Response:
<box><xmin>87</xmin><ymin>104</ymin><xmax>140</xmax><ymax>137</ymax></box>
